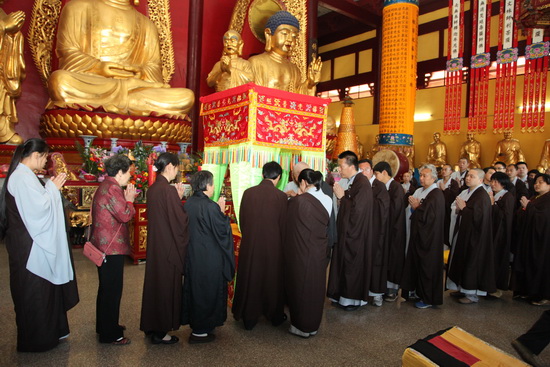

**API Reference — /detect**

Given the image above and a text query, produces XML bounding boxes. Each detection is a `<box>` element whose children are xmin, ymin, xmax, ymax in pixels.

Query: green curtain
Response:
<box><xmin>202</xmin><ymin>144</ymin><xmax>324</xmax><ymax>225</ymax></box>
<box><xmin>201</xmin><ymin>163</ymin><xmax>228</xmax><ymax>202</ymax></box>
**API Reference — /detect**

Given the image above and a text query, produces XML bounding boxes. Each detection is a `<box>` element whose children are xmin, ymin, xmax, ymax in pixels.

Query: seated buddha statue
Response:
<box><xmin>537</xmin><ymin>139</ymin><xmax>550</xmax><ymax>172</ymax></box>
<box><xmin>248</xmin><ymin>11</ymin><xmax>322</xmax><ymax>96</ymax></box>
<box><xmin>459</xmin><ymin>132</ymin><xmax>481</xmax><ymax>169</ymax></box>
<box><xmin>426</xmin><ymin>132</ymin><xmax>447</xmax><ymax>168</ymax></box>
<box><xmin>46</xmin><ymin>0</ymin><xmax>194</xmax><ymax>118</ymax></box>
<box><xmin>492</xmin><ymin>131</ymin><xmax>525</xmax><ymax>166</ymax></box>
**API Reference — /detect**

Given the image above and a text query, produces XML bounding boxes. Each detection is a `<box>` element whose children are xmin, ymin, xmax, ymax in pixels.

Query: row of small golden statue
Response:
<box><xmin>349</xmin><ymin>131</ymin><xmax>549</xmax><ymax>173</ymax></box>
<box><xmin>425</xmin><ymin>131</ymin><xmax>550</xmax><ymax>171</ymax></box>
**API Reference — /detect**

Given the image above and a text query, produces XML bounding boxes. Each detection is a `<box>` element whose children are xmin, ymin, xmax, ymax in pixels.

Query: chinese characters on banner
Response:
<box><xmin>379</xmin><ymin>0</ymin><xmax>418</xmax><ymax>145</ymax></box>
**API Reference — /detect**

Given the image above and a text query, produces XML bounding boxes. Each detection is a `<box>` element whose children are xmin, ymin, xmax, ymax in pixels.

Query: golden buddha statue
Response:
<box><xmin>459</xmin><ymin>132</ymin><xmax>481</xmax><ymax>169</ymax></box>
<box><xmin>492</xmin><ymin>131</ymin><xmax>525</xmax><ymax>165</ymax></box>
<box><xmin>537</xmin><ymin>139</ymin><xmax>550</xmax><ymax>172</ymax></box>
<box><xmin>368</xmin><ymin>134</ymin><xmax>380</xmax><ymax>159</ymax></box>
<box><xmin>0</xmin><ymin>2</ymin><xmax>25</xmax><ymax>145</ymax></box>
<box><xmin>403</xmin><ymin>145</ymin><xmax>415</xmax><ymax>169</ymax></box>
<box><xmin>207</xmin><ymin>30</ymin><xmax>253</xmax><ymax>92</ymax></box>
<box><xmin>356</xmin><ymin>135</ymin><xmax>364</xmax><ymax>160</ymax></box>
<box><xmin>426</xmin><ymin>132</ymin><xmax>447</xmax><ymax>168</ymax></box>
<box><xmin>46</xmin><ymin>0</ymin><xmax>194</xmax><ymax>118</ymax></box>
<box><xmin>248</xmin><ymin>11</ymin><xmax>322</xmax><ymax>96</ymax></box>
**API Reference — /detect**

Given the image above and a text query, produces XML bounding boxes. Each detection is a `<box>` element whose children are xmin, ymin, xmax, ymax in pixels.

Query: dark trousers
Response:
<box><xmin>96</xmin><ymin>255</ymin><xmax>125</xmax><ymax>343</ymax></box>
<box><xmin>517</xmin><ymin>310</ymin><xmax>550</xmax><ymax>355</ymax></box>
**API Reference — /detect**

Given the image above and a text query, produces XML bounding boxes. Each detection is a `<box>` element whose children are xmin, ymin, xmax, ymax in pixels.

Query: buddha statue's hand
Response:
<box><xmin>220</xmin><ymin>55</ymin><xmax>231</xmax><ymax>73</ymax></box>
<box><xmin>5</xmin><ymin>11</ymin><xmax>25</xmax><ymax>33</ymax></box>
<box><xmin>307</xmin><ymin>56</ymin><xmax>322</xmax><ymax>87</ymax></box>
<box><xmin>90</xmin><ymin>61</ymin><xmax>139</xmax><ymax>79</ymax></box>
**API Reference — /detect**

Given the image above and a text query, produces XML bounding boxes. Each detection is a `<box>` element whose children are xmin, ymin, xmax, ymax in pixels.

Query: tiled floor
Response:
<box><xmin>0</xmin><ymin>244</ymin><xmax>547</xmax><ymax>367</ymax></box>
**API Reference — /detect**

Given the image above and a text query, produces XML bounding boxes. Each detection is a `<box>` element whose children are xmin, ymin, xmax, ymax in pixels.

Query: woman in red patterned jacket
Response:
<box><xmin>90</xmin><ymin>155</ymin><xmax>136</xmax><ymax>345</ymax></box>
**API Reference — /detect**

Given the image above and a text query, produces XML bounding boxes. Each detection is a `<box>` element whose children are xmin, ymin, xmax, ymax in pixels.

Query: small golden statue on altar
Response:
<box><xmin>207</xmin><ymin>30</ymin><xmax>253</xmax><ymax>92</ymax></box>
<box><xmin>356</xmin><ymin>136</ymin><xmax>364</xmax><ymax>160</ymax></box>
<box><xmin>492</xmin><ymin>131</ymin><xmax>525</xmax><ymax>165</ymax></box>
<box><xmin>248</xmin><ymin>11</ymin><xmax>322</xmax><ymax>96</ymax></box>
<box><xmin>537</xmin><ymin>139</ymin><xmax>550</xmax><ymax>172</ymax></box>
<box><xmin>459</xmin><ymin>132</ymin><xmax>481</xmax><ymax>169</ymax></box>
<box><xmin>426</xmin><ymin>132</ymin><xmax>447</xmax><ymax>168</ymax></box>
<box><xmin>46</xmin><ymin>0</ymin><xmax>194</xmax><ymax>118</ymax></box>
<box><xmin>403</xmin><ymin>145</ymin><xmax>415</xmax><ymax>169</ymax></box>
<box><xmin>0</xmin><ymin>2</ymin><xmax>25</xmax><ymax>145</ymax></box>
<box><xmin>367</xmin><ymin>134</ymin><xmax>380</xmax><ymax>159</ymax></box>
<box><xmin>50</xmin><ymin>152</ymin><xmax>79</xmax><ymax>181</ymax></box>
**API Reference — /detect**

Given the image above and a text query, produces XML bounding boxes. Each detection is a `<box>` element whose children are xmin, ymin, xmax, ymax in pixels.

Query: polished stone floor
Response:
<box><xmin>0</xmin><ymin>244</ymin><xmax>547</xmax><ymax>367</ymax></box>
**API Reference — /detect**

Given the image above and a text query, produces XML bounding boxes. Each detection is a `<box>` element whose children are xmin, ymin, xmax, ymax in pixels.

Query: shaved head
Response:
<box><xmin>293</xmin><ymin>161</ymin><xmax>310</xmax><ymax>176</ymax></box>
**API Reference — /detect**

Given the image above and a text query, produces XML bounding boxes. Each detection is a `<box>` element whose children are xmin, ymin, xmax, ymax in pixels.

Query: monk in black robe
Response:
<box><xmin>328</xmin><ymin>151</ymin><xmax>373</xmax><ymax>310</ymax></box>
<box><xmin>182</xmin><ymin>171</ymin><xmax>235</xmax><ymax>344</ymax></box>
<box><xmin>447</xmin><ymin>169</ymin><xmax>496</xmax><ymax>304</ymax></box>
<box><xmin>373</xmin><ymin>162</ymin><xmax>406</xmax><ymax>302</ymax></box>
<box><xmin>512</xmin><ymin>174</ymin><xmax>550</xmax><ymax>305</ymax></box>
<box><xmin>439</xmin><ymin>164</ymin><xmax>460</xmax><ymax>247</ymax></box>
<box><xmin>232</xmin><ymin>162</ymin><xmax>287</xmax><ymax>330</ymax></box>
<box><xmin>359</xmin><ymin>159</ymin><xmax>389</xmax><ymax>305</ymax></box>
<box><xmin>401</xmin><ymin>164</ymin><xmax>445</xmax><ymax>308</ymax></box>
<box><xmin>507</xmin><ymin>164</ymin><xmax>529</xmax><ymax>209</ymax></box>
<box><xmin>285</xmin><ymin>169</ymin><xmax>331</xmax><ymax>338</ymax></box>
<box><xmin>489</xmin><ymin>172</ymin><xmax>515</xmax><ymax>293</ymax></box>
<box><xmin>141</xmin><ymin>153</ymin><xmax>188</xmax><ymax>344</ymax></box>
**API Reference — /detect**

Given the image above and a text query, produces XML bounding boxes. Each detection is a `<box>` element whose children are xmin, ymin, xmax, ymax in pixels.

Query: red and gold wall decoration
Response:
<box><xmin>493</xmin><ymin>0</ymin><xmax>520</xmax><ymax>133</ymax></box>
<box><xmin>521</xmin><ymin>29</ymin><xmax>549</xmax><ymax>133</ymax></box>
<box><xmin>468</xmin><ymin>0</ymin><xmax>492</xmax><ymax>133</ymax></box>
<box><xmin>444</xmin><ymin>0</ymin><xmax>464</xmax><ymax>134</ymax></box>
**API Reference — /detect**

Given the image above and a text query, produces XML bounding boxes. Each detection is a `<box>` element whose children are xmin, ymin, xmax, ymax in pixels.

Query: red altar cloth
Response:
<box><xmin>200</xmin><ymin>83</ymin><xmax>329</xmax><ymax>153</ymax></box>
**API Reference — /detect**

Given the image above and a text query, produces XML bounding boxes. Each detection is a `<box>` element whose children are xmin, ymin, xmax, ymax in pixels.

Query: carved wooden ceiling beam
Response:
<box><xmin>319</xmin><ymin>0</ymin><xmax>381</xmax><ymax>28</ymax></box>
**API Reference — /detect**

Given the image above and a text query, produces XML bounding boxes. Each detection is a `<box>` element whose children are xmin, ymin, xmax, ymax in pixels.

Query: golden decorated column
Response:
<box><xmin>378</xmin><ymin>0</ymin><xmax>418</xmax><ymax>150</ymax></box>
<box><xmin>332</xmin><ymin>97</ymin><xmax>359</xmax><ymax>159</ymax></box>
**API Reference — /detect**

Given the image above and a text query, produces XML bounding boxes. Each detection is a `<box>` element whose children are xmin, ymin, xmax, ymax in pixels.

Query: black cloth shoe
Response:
<box><xmin>151</xmin><ymin>334</ymin><xmax>179</xmax><ymax>345</ymax></box>
<box><xmin>271</xmin><ymin>313</ymin><xmax>288</xmax><ymax>327</ymax></box>
<box><xmin>511</xmin><ymin>339</ymin><xmax>544</xmax><ymax>367</ymax></box>
<box><xmin>450</xmin><ymin>291</ymin><xmax>465</xmax><ymax>298</ymax></box>
<box><xmin>338</xmin><ymin>304</ymin><xmax>359</xmax><ymax>311</ymax></box>
<box><xmin>188</xmin><ymin>333</ymin><xmax>216</xmax><ymax>344</ymax></box>
<box><xmin>243</xmin><ymin>319</ymin><xmax>257</xmax><ymax>330</ymax></box>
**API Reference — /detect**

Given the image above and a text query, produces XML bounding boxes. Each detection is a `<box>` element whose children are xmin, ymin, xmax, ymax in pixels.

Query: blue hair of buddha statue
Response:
<box><xmin>265</xmin><ymin>11</ymin><xmax>300</xmax><ymax>33</ymax></box>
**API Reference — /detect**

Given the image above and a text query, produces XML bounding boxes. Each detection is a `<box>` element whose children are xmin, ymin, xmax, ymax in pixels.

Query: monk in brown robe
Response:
<box><xmin>284</xmin><ymin>169</ymin><xmax>332</xmax><ymax>338</ymax></box>
<box><xmin>359</xmin><ymin>159</ymin><xmax>389</xmax><ymax>307</ymax></box>
<box><xmin>447</xmin><ymin>168</ymin><xmax>496</xmax><ymax>304</ymax></box>
<box><xmin>140</xmin><ymin>153</ymin><xmax>188</xmax><ymax>344</ymax></box>
<box><xmin>232</xmin><ymin>162</ymin><xmax>287</xmax><ymax>330</ymax></box>
<box><xmin>373</xmin><ymin>161</ymin><xmax>407</xmax><ymax>302</ymax></box>
<box><xmin>401</xmin><ymin>164</ymin><xmax>445</xmax><ymax>308</ymax></box>
<box><xmin>327</xmin><ymin>151</ymin><xmax>373</xmax><ymax>310</ymax></box>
